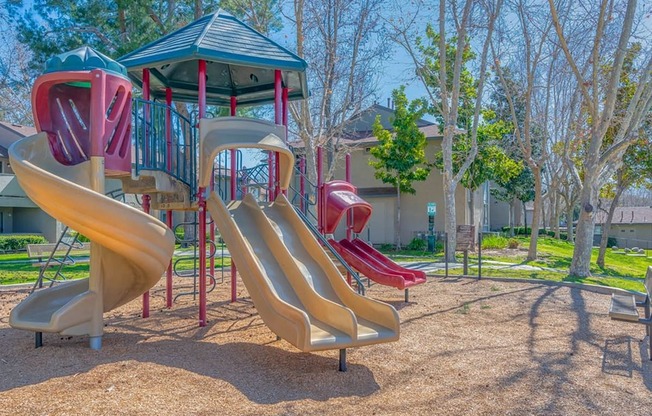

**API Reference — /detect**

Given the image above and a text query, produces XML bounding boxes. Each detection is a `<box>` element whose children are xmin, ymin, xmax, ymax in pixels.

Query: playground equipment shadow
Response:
<box><xmin>0</xmin><ymin>276</ymin><xmax>651</xmax><ymax>415</ymax></box>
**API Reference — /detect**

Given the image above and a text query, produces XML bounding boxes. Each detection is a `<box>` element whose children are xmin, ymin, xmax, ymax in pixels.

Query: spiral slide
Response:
<box><xmin>8</xmin><ymin>133</ymin><xmax>175</xmax><ymax>341</ymax></box>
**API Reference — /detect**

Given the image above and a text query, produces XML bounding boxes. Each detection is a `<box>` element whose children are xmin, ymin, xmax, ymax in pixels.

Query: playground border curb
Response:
<box><xmin>428</xmin><ymin>273</ymin><xmax>648</xmax><ymax>302</ymax></box>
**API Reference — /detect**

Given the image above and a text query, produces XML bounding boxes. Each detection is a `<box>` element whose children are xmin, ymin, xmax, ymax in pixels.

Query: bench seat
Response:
<box><xmin>609</xmin><ymin>294</ymin><xmax>640</xmax><ymax>322</ymax></box>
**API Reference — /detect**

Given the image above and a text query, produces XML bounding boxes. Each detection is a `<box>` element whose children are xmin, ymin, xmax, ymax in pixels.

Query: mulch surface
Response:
<box><xmin>0</xmin><ymin>276</ymin><xmax>650</xmax><ymax>415</ymax></box>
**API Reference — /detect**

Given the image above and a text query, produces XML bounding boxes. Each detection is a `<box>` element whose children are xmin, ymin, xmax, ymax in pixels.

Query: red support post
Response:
<box><xmin>317</xmin><ymin>146</ymin><xmax>323</xmax><ymax>234</ymax></box>
<box><xmin>198</xmin><ymin>60</ymin><xmax>207</xmax><ymax>327</ymax></box>
<box><xmin>230</xmin><ymin>96</ymin><xmax>238</xmax><ymax>303</ymax></box>
<box><xmin>142</xmin><ymin>194</ymin><xmax>151</xmax><ymax>317</ymax></box>
<box><xmin>142</xmin><ymin>68</ymin><xmax>151</xmax><ymax>316</ymax></box>
<box><xmin>273</xmin><ymin>70</ymin><xmax>282</xmax><ymax>199</ymax></box>
<box><xmin>299</xmin><ymin>157</ymin><xmax>305</xmax><ymax>212</ymax></box>
<box><xmin>282</xmin><ymin>86</ymin><xmax>289</xmax><ymax>196</ymax></box>
<box><xmin>165</xmin><ymin>88</ymin><xmax>173</xmax><ymax>308</ymax></box>
<box><xmin>345</xmin><ymin>153</ymin><xmax>352</xmax><ymax>285</ymax></box>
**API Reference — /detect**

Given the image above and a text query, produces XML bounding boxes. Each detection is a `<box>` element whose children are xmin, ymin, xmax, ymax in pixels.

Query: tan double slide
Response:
<box><xmin>202</xmin><ymin>117</ymin><xmax>400</xmax><ymax>352</ymax></box>
<box><xmin>8</xmin><ymin>133</ymin><xmax>174</xmax><ymax>346</ymax></box>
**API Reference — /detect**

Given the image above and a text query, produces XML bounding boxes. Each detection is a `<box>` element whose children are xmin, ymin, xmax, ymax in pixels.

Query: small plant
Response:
<box><xmin>612</xmin><ymin>245</ymin><xmax>618</xmax><ymax>250</ymax></box>
<box><xmin>624</xmin><ymin>248</ymin><xmax>631</xmax><ymax>253</ymax></box>
<box><xmin>480</xmin><ymin>304</ymin><xmax>491</xmax><ymax>310</ymax></box>
<box><xmin>380</xmin><ymin>243</ymin><xmax>394</xmax><ymax>251</ymax></box>
<box><xmin>507</xmin><ymin>238</ymin><xmax>519</xmax><ymax>249</ymax></box>
<box><xmin>406</xmin><ymin>237</ymin><xmax>426</xmax><ymax>251</ymax></box>
<box><xmin>457</xmin><ymin>303</ymin><xmax>471</xmax><ymax>315</ymax></box>
<box><xmin>490</xmin><ymin>286</ymin><xmax>501</xmax><ymax>292</ymax></box>
<box><xmin>482</xmin><ymin>235</ymin><xmax>508</xmax><ymax>250</ymax></box>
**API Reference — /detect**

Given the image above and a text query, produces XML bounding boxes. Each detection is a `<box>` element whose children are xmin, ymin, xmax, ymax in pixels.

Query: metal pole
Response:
<box><xmin>165</xmin><ymin>88</ymin><xmax>173</xmax><ymax>308</ymax></box>
<box><xmin>198</xmin><ymin>59</ymin><xmax>207</xmax><ymax>327</ymax></box>
<box><xmin>339</xmin><ymin>349</ymin><xmax>347</xmax><ymax>372</ymax></box>
<box><xmin>345</xmin><ymin>153</ymin><xmax>352</xmax><ymax>286</ymax></box>
<box><xmin>142</xmin><ymin>69</ymin><xmax>151</xmax><ymax>318</ymax></box>
<box><xmin>273</xmin><ymin>70</ymin><xmax>282</xmax><ymax>200</ymax></box>
<box><xmin>299</xmin><ymin>157</ymin><xmax>305</xmax><ymax>213</ymax></box>
<box><xmin>478</xmin><ymin>231</ymin><xmax>482</xmax><ymax>280</ymax></box>
<box><xmin>317</xmin><ymin>146</ymin><xmax>323</xmax><ymax>234</ymax></box>
<box><xmin>230</xmin><ymin>96</ymin><xmax>238</xmax><ymax>303</ymax></box>
<box><xmin>445</xmin><ymin>232</ymin><xmax>448</xmax><ymax>278</ymax></box>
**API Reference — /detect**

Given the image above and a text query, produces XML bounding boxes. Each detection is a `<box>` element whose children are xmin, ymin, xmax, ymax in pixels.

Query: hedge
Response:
<box><xmin>0</xmin><ymin>235</ymin><xmax>47</xmax><ymax>252</ymax></box>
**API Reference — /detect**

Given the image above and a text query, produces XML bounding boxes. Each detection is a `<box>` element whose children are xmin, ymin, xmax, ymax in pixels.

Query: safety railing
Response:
<box><xmin>132</xmin><ymin>98</ymin><xmax>197</xmax><ymax>197</ymax></box>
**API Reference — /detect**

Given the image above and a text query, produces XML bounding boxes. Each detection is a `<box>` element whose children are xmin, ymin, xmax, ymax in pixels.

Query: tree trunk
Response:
<box><xmin>523</xmin><ymin>201</ymin><xmax>527</xmax><ymax>233</ymax></box>
<box><xmin>597</xmin><ymin>185</ymin><xmax>625</xmax><ymax>268</ymax></box>
<box><xmin>469</xmin><ymin>187</ymin><xmax>475</xmax><ymax>227</ymax></box>
<box><xmin>444</xmin><ymin>179</ymin><xmax>457</xmax><ymax>262</ymax></box>
<box><xmin>565</xmin><ymin>201</ymin><xmax>574</xmax><ymax>243</ymax></box>
<box><xmin>570</xmin><ymin>180</ymin><xmax>599</xmax><ymax>277</ymax></box>
<box><xmin>509</xmin><ymin>200</ymin><xmax>515</xmax><ymax>237</ymax></box>
<box><xmin>526</xmin><ymin>168</ymin><xmax>543</xmax><ymax>261</ymax></box>
<box><xmin>396</xmin><ymin>185</ymin><xmax>402</xmax><ymax>250</ymax></box>
<box><xmin>554</xmin><ymin>193</ymin><xmax>561</xmax><ymax>239</ymax></box>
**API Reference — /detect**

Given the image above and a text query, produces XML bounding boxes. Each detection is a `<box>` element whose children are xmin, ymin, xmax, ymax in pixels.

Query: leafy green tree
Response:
<box><xmin>370</xmin><ymin>86</ymin><xmax>431</xmax><ymax>249</ymax></box>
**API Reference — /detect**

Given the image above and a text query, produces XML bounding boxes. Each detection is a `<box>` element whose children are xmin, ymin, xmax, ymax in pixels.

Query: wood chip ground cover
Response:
<box><xmin>0</xmin><ymin>277</ymin><xmax>650</xmax><ymax>415</ymax></box>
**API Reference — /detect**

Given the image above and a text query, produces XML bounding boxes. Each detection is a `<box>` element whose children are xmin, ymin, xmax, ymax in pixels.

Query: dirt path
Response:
<box><xmin>0</xmin><ymin>277</ymin><xmax>650</xmax><ymax>415</ymax></box>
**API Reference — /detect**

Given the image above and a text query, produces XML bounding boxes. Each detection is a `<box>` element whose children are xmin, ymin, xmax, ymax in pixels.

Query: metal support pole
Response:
<box><xmin>317</xmin><ymin>146</ymin><xmax>323</xmax><ymax>234</ymax></box>
<box><xmin>345</xmin><ymin>153</ymin><xmax>352</xmax><ymax>285</ymax></box>
<box><xmin>463</xmin><ymin>250</ymin><xmax>469</xmax><ymax>276</ymax></box>
<box><xmin>299</xmin><ymin>157</ymin><xmax>305</xmax><ymax>213</ymax></box>
<box><xmin>198</xmin><ymin>59</ymin><xmax>207</xmax><ymax>327</ymax></box>
<box><xmin>230</xmin><ymin>96</ymin><xmax>238</xmax><ymax>303</ymax></box>
<box><xmin>339</xmin><ymin>349</ymin><xmax>347</xmax><ymax>372</ymax></box>
<box><xmin>404</xmin><ymin>288</ymin><xmax>409</xmax><ymax>303</ymax></box>
<box><xmin>445</xmin><ymin>232</ymin><xmax>449</xmax><ymax>278</ymax></box>
<box><xmin>142</xmin><ymin>194</ymin><xmax>151</xmax><ymax>318</ymax></box>
<box><xmin>273</xmin><ymin>70</ymin><xmax>282</xmax><ymax>199</ymax></box>
<box><xmin>142</xmin><ymin>68</ymin><xmax>150</xmax><ymax>166</ymax></box>
<box><xmin>478</xmin><ymin>232</ymin><xmax>482</xmax><ymax>280</ymax></box>
<box><xmin>35</xmin><ymin>332</ymin><xmax>42</xmax><ymax>348</ymax></box>
<box><xmin>165</xmin><ymin>87</ymin><xmax>173</xmax><ymax>308</ymax></box>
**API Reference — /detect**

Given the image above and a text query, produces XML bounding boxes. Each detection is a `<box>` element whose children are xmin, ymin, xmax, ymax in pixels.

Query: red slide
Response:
<box><xmin>329</xmin><ymin>239</ymin><xmax>425</xmax><ymax>290</ymax></box>
<box><xmin>352</xmin><ymin>238</ymin><xmax>427</xmax><ymax>282</ymax></box>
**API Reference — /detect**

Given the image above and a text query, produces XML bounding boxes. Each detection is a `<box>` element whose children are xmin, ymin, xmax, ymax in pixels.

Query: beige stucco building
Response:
<box><xmin>596</xmin><ymin>206</ymin><xmax>652</xmax><ymax>249</ymax></box>
<box><xmin>321</xmin><ymin>104</ymin><xmax>484</xmax><ymax>246</ymax></box>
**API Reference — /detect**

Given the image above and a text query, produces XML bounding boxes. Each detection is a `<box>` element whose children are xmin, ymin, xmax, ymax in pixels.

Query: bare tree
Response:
<box><xmin>548</xmin><ymin>0</ymin><xmax>652</xmax><ymax>276</ymax></box>
<box><xmin>288</xmin><ymin>0</ymin><xmax>389</xmax><ymax>183</ymax></box>
<box><xmin>387</xmin><ymin>0</ymin><xmax>502</xmax><ymax>261</ymax></box>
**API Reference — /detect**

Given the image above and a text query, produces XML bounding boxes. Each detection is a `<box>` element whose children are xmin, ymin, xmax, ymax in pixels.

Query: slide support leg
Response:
<box><xmin>339</xmin><ymin>349</ymin><xmax>347</xmax><ymax>372</ymax></box>
<box><xmin>35</xmin><ymin>332</ymin><xmax>42</xmax><ymax>348</ymax></box>
<box><xmin>405</xmin><ymin>288</ymin><xmax>409</xmax><ymax>303</ymax></box>
<box><xmin>89</xmin><ymin>336</ymin><xmax>102</xmax><ymax>350</ymax></box>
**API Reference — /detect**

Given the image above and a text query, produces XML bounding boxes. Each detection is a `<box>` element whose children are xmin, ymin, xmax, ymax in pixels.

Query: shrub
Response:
<box><xmin>0</xmin><ymin>235</ymin><xmax>47</xmax><ymax>252</ymax></box>
<box><xmin>624</xmin><ymin>248</ymin><xmax>631</xmax><ymax>253</ymax></box>
<box><xmin>482</xmin><ymin>235</ymin><xmax>508</xmax><ymax>250</ymax></box>
<box><xmin>380</xmin><ymin>243</ymin><xmax>394</xmax><ymax>251</ymax></box>
<box><xmin>611</xmin><ymin>245</ymin><xmax>619</xmax><ymax>250</ymax></box>
<box><xmin>507</xmin><ymin>238</ymin><xmax>519</xmax><ymax>249</ymax></box>
<box><xmin>406</xmin><ymin>238</ymin><xmax>426</xmax><ymax>251</ymax></box>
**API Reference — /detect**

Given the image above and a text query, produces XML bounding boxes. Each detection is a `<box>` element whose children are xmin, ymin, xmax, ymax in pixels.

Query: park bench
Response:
<box><xmin>608</xmin><ymin>266</ymin><xmax>652</xmax><ymax>360</ymax></box>
<box><xmin>27</xmin><ymin>242</ymin><xmax>91</xmax><ymax>269</ymax></box>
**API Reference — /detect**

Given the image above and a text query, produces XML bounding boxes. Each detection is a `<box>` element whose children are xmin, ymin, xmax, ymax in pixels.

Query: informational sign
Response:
<box><xmin>427</xmin><ymin>202</ymin><xmax>436</xmax><ymax>217</ymax></box>
<box><xmin>455</xmin><ymin>225</ymin><xmax>476</xmax><ymax>251</ymax></box>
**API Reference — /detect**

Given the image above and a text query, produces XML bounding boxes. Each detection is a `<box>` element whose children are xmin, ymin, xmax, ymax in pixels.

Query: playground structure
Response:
<box><xmin>5</xmin><ymin>11</ymin><xmax>432</xmax><ymax>370</ymax></box>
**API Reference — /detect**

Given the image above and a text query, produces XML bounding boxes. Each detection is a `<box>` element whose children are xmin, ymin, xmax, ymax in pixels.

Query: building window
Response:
<box><xmin>365</xmin><ymin>147</ymin><xmax>372</xmax><ymax>153</ymax></box>
<box><xmin>595</xmin><ymin>225</ymin><xmax>602</xmax><ymax>235</ymax></box>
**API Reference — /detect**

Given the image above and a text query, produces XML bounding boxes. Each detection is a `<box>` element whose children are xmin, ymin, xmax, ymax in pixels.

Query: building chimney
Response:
<box><xmin>387</xmin><ymin>97</ymin><xmax>390</xmax><ymax>107</ymax></box>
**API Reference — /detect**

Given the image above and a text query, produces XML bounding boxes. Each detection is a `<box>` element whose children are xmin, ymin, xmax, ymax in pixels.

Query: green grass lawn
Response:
<box><xmin>0</xmin><ymin>251</ymin><xmax>231</xmax><ymax>286</ymax></box>
<box><xmin>381</xmin><ymin>236</ymin><xmax>650</xmax><ymax>293</ymax></box>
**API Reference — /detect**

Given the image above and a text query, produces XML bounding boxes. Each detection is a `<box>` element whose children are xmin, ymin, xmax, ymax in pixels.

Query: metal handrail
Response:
<box><xmin>132</xmin><ymin>98</ymin><xmax>197</xmax><ymax>197</ymax></box>
<box><xmin>293</xmin><ymin>206</ymin><xmax>365</xmax><ymax>295</ymax></box>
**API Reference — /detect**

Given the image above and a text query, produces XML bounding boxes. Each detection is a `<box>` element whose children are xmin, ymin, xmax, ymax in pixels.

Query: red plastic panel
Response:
<box><xmin>352</xmin><ymin>238</ymin><xmax>427</xmax><ymax>282</ymax></box>
<box><xmin>32</xmin><ymin>70</ymin><xmax>132</xmax><ymax>174</ymax></box>
<box><xmin>322</xmin><ymin>180</ymin><xmax>372</xmax><ymax>234</ymax></box>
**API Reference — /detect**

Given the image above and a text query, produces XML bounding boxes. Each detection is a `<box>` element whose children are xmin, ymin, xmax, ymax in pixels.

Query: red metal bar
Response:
<box><xmin>281</xmin><ymin>87</ymin><xmax>289</xmax><ymax>197</ymax></box>
<box><xmin>198</xmin><ymin>60</ymin><xmax>207</xmax><ymax>327</ymax></box>
<box><xmin>299</xmin><ymin>157</ymin><xmax>305</xmax><ymax>212</ymax></box>
<box><xmin>345</xmin><ymin>153</ymin><xmax>352</xmax><ymax>285</ymax></box>
<box><xmin>165</xmin><ymin>88</ymin><xmax>173</xmax><ymax>308</ymax></box>
<box><xmin>142</xmin><ymin>69</ymin><xmax>150</xmax><ymax>166</ymax></box>
<box><xmin>142</xmin><ymin>194</ymin><xmax>151</xmax><ymax>317</ymax></box>
<box><xmin>230</xmin><ymin>95</ymin><xmax>237</xmax><ymax>303</ymax></box>
<box><xmin>317</xmin><ymin>146</ymin><xmax>323</xmax><ymax>234</ymax></box>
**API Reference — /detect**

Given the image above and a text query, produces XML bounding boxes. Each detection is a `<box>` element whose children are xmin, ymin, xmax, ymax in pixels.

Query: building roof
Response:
<box><xmin>118</xmin><ymin>10</ymin><xmax>308</xmax><ymax>106</ymax></box>
<box><xmin>0</xmin><ymin>122</ymin><xmax>36</xmax><ymax>157</ymax></box>
<box><xmin>595</xmin><ymin>206</ymin><xmax>652</xmax><ymax>225</ymax></box>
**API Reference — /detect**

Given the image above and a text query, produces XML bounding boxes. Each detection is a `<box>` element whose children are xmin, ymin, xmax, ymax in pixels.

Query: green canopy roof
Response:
<box><xmin>118</xmin><ymin>10</ymin><xmax>308</xmax><ymax>106</ymax></box>
<box><xmin>45</xmin><ymin>46</ymin><xmax>128</xmax><ymax>79</ymax></box>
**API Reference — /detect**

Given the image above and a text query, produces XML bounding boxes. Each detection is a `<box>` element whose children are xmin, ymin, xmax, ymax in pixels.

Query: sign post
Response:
<box><xmin>456</xmin><ymin>225</ymin><xmax>476</xmax><ymax>275</ymax></box>
<box><xmin>427</xmin><ymin>202</ymin><xmax>436</xmax><ymax>252</ymax></box>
